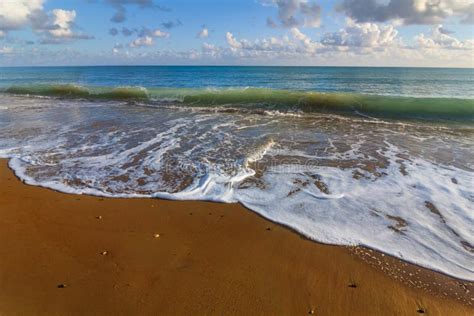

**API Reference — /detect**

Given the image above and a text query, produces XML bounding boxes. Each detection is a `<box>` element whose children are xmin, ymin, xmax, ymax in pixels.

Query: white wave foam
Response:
<box><xmin>235</xmin><ymin>143</ymin><xmax>474</xmax><ymax>281</ymax></box>
<box><xmin>245</xmin><ymin>139</ymin><xmax>276</xmax><ymax>166</ymax></box>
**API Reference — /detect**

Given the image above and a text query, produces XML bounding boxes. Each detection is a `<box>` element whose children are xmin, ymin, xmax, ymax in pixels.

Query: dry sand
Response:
<box><xmin>0</xmin><ymin>159</ymin><xmax>472</xmax><ymax>315</ymax></box>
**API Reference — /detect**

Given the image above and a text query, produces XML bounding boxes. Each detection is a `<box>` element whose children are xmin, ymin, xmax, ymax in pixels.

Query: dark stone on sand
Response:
<box><xmin>417</xmin><ymin>307</ymin><xmax>426</xmax><ymax>313</ymax></box>
<box><xmin>57</xmin><ymin>284</ymin><xmax>67</xmax><ymax>288</ymax></box>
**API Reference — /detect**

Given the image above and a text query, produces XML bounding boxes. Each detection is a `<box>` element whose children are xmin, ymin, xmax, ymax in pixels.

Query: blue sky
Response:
<box><xmin>1</xmin><ymin>0</ymin><xmax>473</xmax><ymax>67</ymax></box>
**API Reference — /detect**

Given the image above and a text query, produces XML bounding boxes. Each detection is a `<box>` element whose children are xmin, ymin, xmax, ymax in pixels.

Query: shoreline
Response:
<box><xmin>0</xmin><ymin>158</ymin><xmax>472</xmax><ymax>315</ymax></box>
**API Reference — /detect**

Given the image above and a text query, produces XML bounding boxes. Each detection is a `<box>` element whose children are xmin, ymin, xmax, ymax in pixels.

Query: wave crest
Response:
<box><xmin>3</xmin><ymin>84</ymin><xmax>474</xmax><ymax>120</ymax></box>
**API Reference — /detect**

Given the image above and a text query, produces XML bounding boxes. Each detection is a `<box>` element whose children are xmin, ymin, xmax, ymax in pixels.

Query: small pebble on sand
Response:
<box><xmin>101</xmin><ymin>251</ymin><xmax>108</xmax><ymax>256</ymax></box>
<box><xmin>154</xmin><ymin>233</ymin><xmax>160</xmax><ymax>238</ymax></box>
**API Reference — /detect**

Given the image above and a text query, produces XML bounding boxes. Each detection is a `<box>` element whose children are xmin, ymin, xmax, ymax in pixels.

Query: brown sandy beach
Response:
<box><xmin>0</xmin><ymin>159</ymin><xmax>472</xmax><ymax>315</ymax></box>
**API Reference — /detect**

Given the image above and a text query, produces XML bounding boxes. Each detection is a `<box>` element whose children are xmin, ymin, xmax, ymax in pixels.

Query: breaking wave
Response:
<box><xmin>3</xmin><ymin>84</ymin><xmax>474</xmax><ymax>120</ymax></box>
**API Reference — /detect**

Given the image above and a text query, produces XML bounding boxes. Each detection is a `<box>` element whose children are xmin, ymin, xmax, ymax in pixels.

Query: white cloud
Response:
<box><xmin>290</xmin><ymin>27</ymin><xmax>309</xmax><ymax>42</ymax></box>
<box><xmin>129</xmin><ymin>28</ymin><xmax>169</xmax><ymax>47</ymax></box>
<box><xmin>415</xmin><ymin>24</ymin><xmax>474</xmax><ymax>49</ymax></box>
<box><xmin>321</xmin><ymin>19</ymin><xmax>400</xmax><ymax>50</ymax></box>
<box><xmin>49</xmin><ymin>9</ymin><xmax>75</xmax><ymax>38</ymax></box>
<box><xmin>153</xmin><ymin>29</ymin><xmax>170</xmax><ymax>38</ymax></box>
<box><xmin>202</xmin><ymin>42</ymin><xmax>216</xmax><ymax>51</ymax></box>
<box><xmin>0</xmin><ymin>0</ymin><xmax>44</xmax><ymax>31</ymax></box>
<box><xmin>130</xmin><ymin>36</ymin><xmax>154</xmax><ymax>47</ymax></box>
<box><xmin>197</xmin><ymin>27</ymin><xmax>209</xmax><ymax>38</ymax></box>
<box><xmin>290</xmin><ymin>27</ymin><xmax>320</xmax><ymax>53</ymax></box>
<box><xmin>201</xmin><ymin>42</ymin><xmax>223</xmax><ymax>57</ymax></box>
<box><xmin>225</xmin><ymin>30</ymin><xmax>321</xmax><ymax>58</ymax></box>
<box><xmin>37</xmin><ymin>9</ymin><xmax>94</xmax><ymax>43</ymax></box>
<box><xmin>226</xmin><ymin>32</ymin><xmax>243</xmax><ymax>50</ymax></box>
<box><xmin>0</xmin><ymin>46</ymin><xmax>13</xmax><ymax>54</ymax></box>
<box><xmin>0</xmin><ymin>1</ymin><xmax>92</xmax><ymax>43</ymax></box>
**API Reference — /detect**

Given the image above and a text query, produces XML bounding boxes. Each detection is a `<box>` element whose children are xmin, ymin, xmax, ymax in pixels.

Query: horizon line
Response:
<box><xmin>1</xmin><ymin>64</ymin><xmax>473</xmax><ymax>70</ymax></box>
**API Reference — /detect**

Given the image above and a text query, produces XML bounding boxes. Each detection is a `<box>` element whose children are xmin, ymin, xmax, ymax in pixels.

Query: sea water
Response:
<box><xmin>0</xmin><ymin>66</ymin><xmax>473</xmax><ymax>280</ymax></box>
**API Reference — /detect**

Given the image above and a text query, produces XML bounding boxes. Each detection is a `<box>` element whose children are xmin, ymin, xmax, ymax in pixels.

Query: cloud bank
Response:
<box><xmin>339</xmin><ymin>0</ymin><xmax>474</xmax><ymax>25</ymax></box>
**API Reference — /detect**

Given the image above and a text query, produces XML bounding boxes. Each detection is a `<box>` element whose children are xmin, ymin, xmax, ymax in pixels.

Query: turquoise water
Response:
<box><xmin>0</xmin><ymin>66</ymin><xmax>473</xmax><ymax>280</ymax></box>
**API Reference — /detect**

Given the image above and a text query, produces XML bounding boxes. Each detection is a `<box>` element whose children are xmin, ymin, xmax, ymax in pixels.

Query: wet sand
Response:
<box><xmin>0</xmin><ymin>159</ymin><xmax>472</xmax><ymax>315</ymax></box>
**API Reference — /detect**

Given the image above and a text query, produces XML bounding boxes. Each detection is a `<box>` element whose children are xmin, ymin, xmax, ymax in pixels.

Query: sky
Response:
<box><xmin>0</xmin><ymin>0</ymin><xmax>473</xmax><ymax>67</ymax></box>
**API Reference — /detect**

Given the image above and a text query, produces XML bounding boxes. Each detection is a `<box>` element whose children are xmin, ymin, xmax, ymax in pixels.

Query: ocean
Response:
<box><xmin>0</xmin><ymin>66</ymin><xmax>473</xmax><ymax>281</ymax></box>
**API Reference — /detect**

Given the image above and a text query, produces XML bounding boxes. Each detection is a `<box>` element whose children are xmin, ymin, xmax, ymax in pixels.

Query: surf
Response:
<box><xmin>3</xmin><ymin>84</ymin><xmax>473</xmax><ymax>120</ymax></box>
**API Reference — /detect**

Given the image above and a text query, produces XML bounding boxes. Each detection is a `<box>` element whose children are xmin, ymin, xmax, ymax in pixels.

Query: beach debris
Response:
<box><xmin>57</xmin><ymin>283</ymin><xmax>67</xmax><ymax>288</ymax></box>
<box><xmin>266</xmin><ymin>227</ymin><xmax>271</xmax><ymax>231</ymax></box>
<box><xmin>308</xmin><ymin>308</ymin><xmax>315</xmax><ymax>314</ymax></box>
<box><xmin>417</xmin><ymin>307</ymin><xmax>426</xmax><ymax>314</ymax></box>
<box><xmin>96</xmin><ymin>215</ymin><xmax>102</xmax><ymax>220</ymax></box>
<box><xmin>101</xmin><ymin>251</ymin><xmax>108</xmax><ymax>256</ymax></box>
<box><xmin>348</xmin><ymin>281</ymin><xmax>358</xmax><ymax>288</ymax></box>
<box><xmin>154</xmin><ymin>233</ymin><xmax>160</xmax><ymax>238</ymax></box>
